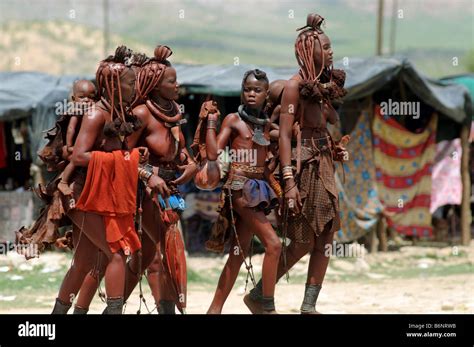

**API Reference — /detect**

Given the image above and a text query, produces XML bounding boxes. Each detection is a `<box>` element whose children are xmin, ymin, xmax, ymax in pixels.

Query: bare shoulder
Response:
<box><xmin>222</xmin><ymin>112</ymin><xmax>239</xmax><ymax>127</ymax></box>
<box><xmin>82</xmin><ymin>106</ymin><xmax>106</xmax><ymax>128</ymax></box>
<box><xmin>286</xmin><ymin>78</ymin><xmax>300</xmax><ymax>91</ymax></box>
<box><xmin>132</xmin><ymin>104</ymin><xmax>151</xmax><ymax>121</ymax></box>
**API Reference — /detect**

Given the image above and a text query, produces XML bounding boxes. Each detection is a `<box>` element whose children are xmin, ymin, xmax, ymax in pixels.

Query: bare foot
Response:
<box><xmin>58</xmin><ymin>181</ymin><xmax>73</xmax><ymax>196</ymax></box>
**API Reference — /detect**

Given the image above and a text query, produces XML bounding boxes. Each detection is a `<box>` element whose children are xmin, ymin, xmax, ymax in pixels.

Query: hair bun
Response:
<box><xmin>153</xmin><ymin>45</ymin><xmax>173</xmax><ymax>63</ymax></box>
<box><xmin>253</xmin><ymin>69</ymin><xmax>267</xmax><ymax>79</ymax></box>
<box><xmin>297</xmin><ymin>13</ymin><xmax>325</xmax><ymax>33</ymax></box>
<box><xmin>307</xmin><ymin>13</ymin><xmax>324</xmax><ymax>30</ymax></box>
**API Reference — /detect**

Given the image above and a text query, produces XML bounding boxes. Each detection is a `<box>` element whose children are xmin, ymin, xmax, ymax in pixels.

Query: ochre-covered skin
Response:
<box><xmin>192</xmin><ymin>100</ymin><xmax>221</xmax><ymax>190</ymax></box>
<box><xmin>205</xmin><ymin>70</ymin><xmax>281</xmax><ymax>314</ymax></box>
<box><xmin>245</xmin><ymin>13</ymin><xmax>349</xmax><ymax>314</ymax></box>
<box><xmin>124</xmin><ymin>45</ymin><xmax>197</xmax><ymax>313</ymax></box>
<box><xmin>52</xmin><ymin>46</ymin><xmax>146</xmax><ymax>314</ymax></box>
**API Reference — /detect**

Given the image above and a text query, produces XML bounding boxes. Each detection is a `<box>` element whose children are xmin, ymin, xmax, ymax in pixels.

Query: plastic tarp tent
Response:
<box><xmin>0</xmin><ymin>57</ymin><xmax>471</xmax><ymax>163</ymax></box>
<box><xmin>0</xmin><ymin>72</ymin><xmax>91</xmax><ymax>163</ymax></box>
<box><xmin>441</xmin><ymin>74</ymin><xmax>474</xmax><ymax>120</ymax></box>
<box><xmin>174</xmin><ymin>57</ymin><xmax>472</xmax><ymax>124</ymax></box>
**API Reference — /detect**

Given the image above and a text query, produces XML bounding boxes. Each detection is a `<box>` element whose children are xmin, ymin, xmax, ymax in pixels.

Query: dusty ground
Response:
<box><xmin>0</xmin><ymin>241</ymin><xmax>472</xmax><ymax>314</ymax></box>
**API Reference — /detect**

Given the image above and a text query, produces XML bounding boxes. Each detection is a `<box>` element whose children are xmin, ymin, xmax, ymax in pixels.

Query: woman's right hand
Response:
<box><xmin>199</xmin><ymin>100</ymin><xmax>220</xmax><ymax>120</ymax></box>
<box><xmin>207</xmin><ymin>110</ymin><xmax>220</xmax><ymax>122</ymax></box>
<box><xmin>284</xmin><ymin>180</ymin><xmax>302</xmax><ymax>215</ymax></box>
<box><xmin>147</xmin><ymin>175</ymin><xmax>171</xmax><ymax>198</ymax></box>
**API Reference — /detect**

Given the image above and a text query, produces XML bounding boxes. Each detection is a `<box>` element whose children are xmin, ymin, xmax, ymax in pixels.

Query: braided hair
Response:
<box><xmin>97</xmin><ymin>45</ymin><xmax>141</xmax><ymax>138</ymax></box>
<box><xmin>135</xmin><ymin>45</ymin><xmax>173</xmax><ymax>103</ymax></box>
<box><xmin>128</xmin><ymin>52</ymin><xmax>150</xmax><ymax>107</ymax></box>
<box><xmin>295</xmin><ymin>13</ymin><xmax>347</xmax><ymax>103</ymax></box>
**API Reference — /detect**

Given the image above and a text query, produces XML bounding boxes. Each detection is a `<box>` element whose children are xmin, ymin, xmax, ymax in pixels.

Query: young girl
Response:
<box><xmin>205</xmin><ymin>69</ymin><xmax>281</xmax><ymax>314</ymax></box>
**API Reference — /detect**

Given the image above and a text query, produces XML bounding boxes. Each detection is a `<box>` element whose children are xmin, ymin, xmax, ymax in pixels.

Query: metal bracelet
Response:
<box><xmin>282</xmin><ymin>165</ymin><xmax>293</xmax><ymax>174</ymax></box>
<box><xmin>138</xmin><ymin>169</ymin><xmax>152</xmax><ymax>182</ymax></box>
<box><xmin>207</xmin><ymin>119</ymin><xmax>217</xmax><ymax>129</ymax></box>
<box><xmin>138</xmin><ymin>164</ymin><xmax>154</xmax><ymax>182</ymax></box>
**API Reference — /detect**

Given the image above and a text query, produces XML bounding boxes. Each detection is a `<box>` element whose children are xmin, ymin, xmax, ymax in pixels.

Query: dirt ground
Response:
<box><xmin>0</xmin><ymin>241</ymin><xmax>472</xmax><ymax>314</ymax></box>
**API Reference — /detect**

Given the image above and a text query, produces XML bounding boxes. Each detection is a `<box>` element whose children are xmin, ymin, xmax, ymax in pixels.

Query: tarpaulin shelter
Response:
<box><xmin>0</xmin><ymin>57</ymin><xmax>471</xmax><ymax>247</ymax></box>
<box><xmin>330</xmin><ymin>58</ymin><xmax>471</xmax><ymax>245</ymax></box>
<box><xmin>1</xmin><ymin>58</ymin><xmax>470</xmax><ymax>161</ymax></box>
<box><xmin>0</xmin><ymin>72</ymin><xmax>91</xmax><ymax>164</ymax></box>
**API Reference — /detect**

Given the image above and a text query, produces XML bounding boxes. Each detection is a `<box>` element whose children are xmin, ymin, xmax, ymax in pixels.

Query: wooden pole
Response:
<box><xmin>103</xmin><ymin>0</ymin><xmax>110</xmax><ymax>57</ymax></box>
<box><xmin>376</xmin><ymin>0</ymin><xmax>384</xmax><ymax>56</ymax></box>
<box><xmin>370</xmin><ymin>227</ymin><xmax>378</xmax><ymax>253</ymax></box>
<box><xmin>460</xmin><ymin>123</ymin><xmax>472</xmax><ymax>246</ymax></box>
<box><xmin>389</xmin><ymin>0</ymin><xmax>398</xmax><ymax>55</ymax></box>
<box><xmin>368</xmin><ymin>96</ymin><xmax>384</xmax><ymax>253</ymax></box>
<box><xmin>377</xmin><ymin>215</ymin><xmax>388</xmax><ymax>251</ymax></box>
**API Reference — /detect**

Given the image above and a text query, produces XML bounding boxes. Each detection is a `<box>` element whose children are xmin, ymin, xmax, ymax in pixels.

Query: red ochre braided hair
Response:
<box><xmin>295</xmin><ymin>13</ymin><xmax>347</xmax><ymax>104</ymax></box>
<box><xmin>134</xmin><ymin>45</ymin><xmax>182</xmax><ymax>124</ymax></box>
<box><xmin>97</xmin><ymin>45</ymin><xmax>142</xmax><ymax>138</ymax></box>
<box><xmin>135</xmin><ymin>45</ymin><xmax>173</xmax><ymax>103</ymax></box>
<box><xmin>128</xmin><ymin>52</ymin><xmax>150</xmax><ymax>107</ymax></box>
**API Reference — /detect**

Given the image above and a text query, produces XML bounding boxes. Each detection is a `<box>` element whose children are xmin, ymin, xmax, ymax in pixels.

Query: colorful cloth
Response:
<box><xmin>334</xmin><ymin>110</ymin><xmax>383</xmax><ymax>242</ymax></box>
<box><xmin>76</xmin><ymin>149</ymin><xmax>141</xmax><ymax>255</ymax></box>
<box><xmin>373</xmin><ymin>105</ymin><xmax>437</xmax><ymax>237</ymax></box>
<box><xmin>430</xmin><ymin>139</ymin><xmax>462</xmax><ymax>212</ymax></box>
<box><xmin>205</xmin><ymin>172</ymin><xmax>278</xmax><ymax>253</ymax></box>
<box><xmin>157</xmin><ymin>194</ymin><xmax>186</xmax><ymax>212</ymax></box>
<box><xmin>224</xmin><ymin>172</ymin><xmax>278</xmax><ymax>212</ymax></box>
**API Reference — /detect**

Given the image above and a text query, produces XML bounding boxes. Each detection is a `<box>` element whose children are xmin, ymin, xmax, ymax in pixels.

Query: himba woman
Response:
<box><xmin>51</xmin><ymin>46</ymin><xmax>147</xmax><ymax>314</ymax></box>
<box><xmin>69</xmin><ymin>47</ymin><xmax>200</xmax><ymax>315</ymax></box>
<box><xmin>123</xmin><ymin>45</ymin><xmax>198</xmax><ymax>314</ymax></box>
<box><xmin>245</xmin><ymin>13</ymin><xmax>349</xmax><ymax>314</ymax></box>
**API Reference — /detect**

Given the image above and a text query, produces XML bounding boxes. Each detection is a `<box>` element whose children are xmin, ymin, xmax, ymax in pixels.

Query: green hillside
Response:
<box><xmin>0</xmin><ymin>0</ymin><xmax>472</xmax><ymax>77</ymax></box>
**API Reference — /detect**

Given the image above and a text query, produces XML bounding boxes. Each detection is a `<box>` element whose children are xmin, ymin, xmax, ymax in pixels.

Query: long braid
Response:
<box><xmin>96</xmin><ymin>45</ymin><xmax>142</xmax><ymax>138</ymax></box>
<box><xmin>295</xmin><ymin>13</ymin><xmax>347</xmax><ymax>103</ymax></box>
<box><xmin>135</xmin><ymin>45</ymin><xmax>172</xmax><ymax>103</ymax></box>
<box><xmin>134</xmin><ymin>45</ymin><xmax>182</xmax><ymax>124</ymax></box>
<box><xmin>130</xmin><ymin>52</ymin><xmax>155</xmax><ymax>107</ymax></box>
<box><xmin>116</xmin><ymin>70</ymin><xmax>125</xmax><ymax>123</ymax></box>
<box><xmin>295</xmin><ymin>29</ymin><xmax>323</xmax><ymax>82</ymax></box>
